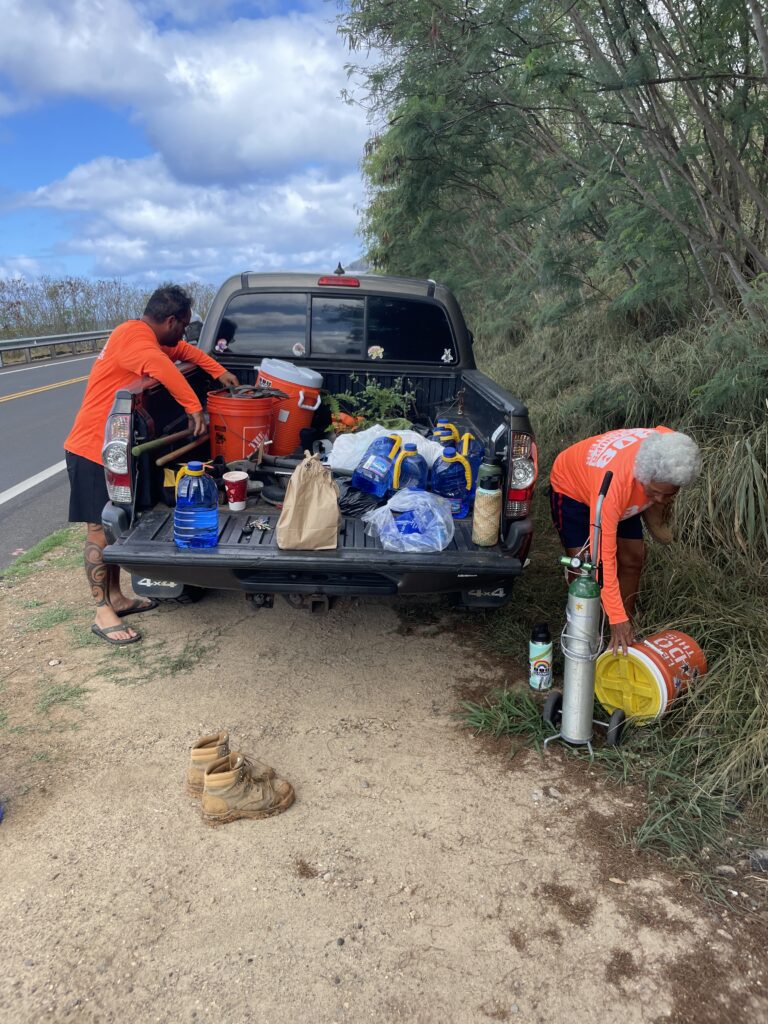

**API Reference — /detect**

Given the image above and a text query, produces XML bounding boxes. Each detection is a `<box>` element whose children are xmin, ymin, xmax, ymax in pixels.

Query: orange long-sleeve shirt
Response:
<box><xmin>550</xmin><ymin>426</ymin><xmax>673</xmax><ymax>624</ymax></box>
<box><xmin>64</xmin><ymin>320</ymin><xmax>225</xmax><ymax>464</ymax></box>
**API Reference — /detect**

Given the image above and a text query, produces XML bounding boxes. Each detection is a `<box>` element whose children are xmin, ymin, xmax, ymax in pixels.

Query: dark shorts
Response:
<box><xmin>65</xmin><ymin>451</ymin><xmax>109</xmax><ymax>525</ymax></box>
<box><xmin>549</xmin><ymin>487</ymin><xmax>643</xmax><ymax>548</ymax></box>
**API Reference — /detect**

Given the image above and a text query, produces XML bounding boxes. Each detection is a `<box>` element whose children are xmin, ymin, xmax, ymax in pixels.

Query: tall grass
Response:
<box><xmin>470</xmin><ymin>303</ymin><xmax>768</xmax><ymax>867</ymax></box>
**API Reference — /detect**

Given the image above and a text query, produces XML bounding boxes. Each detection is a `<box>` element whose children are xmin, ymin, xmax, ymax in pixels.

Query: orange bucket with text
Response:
<box><xmin>207</xmin><ymin>388</ymin><xmax>276</xmax><ymax>462</ymax></box>
<box><xmin>595</xmin><ymin>629</ymin><xmax>706</xmax><ymax>723</ymax></box>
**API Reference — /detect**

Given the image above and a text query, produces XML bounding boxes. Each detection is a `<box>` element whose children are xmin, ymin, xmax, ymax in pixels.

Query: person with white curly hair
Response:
<box><xmin>549</xmin><ymin>427</ymin><xmax>702</xmax><ymax>655</ymax></box>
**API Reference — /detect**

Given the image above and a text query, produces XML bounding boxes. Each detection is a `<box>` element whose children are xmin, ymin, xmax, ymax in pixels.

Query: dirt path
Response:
<box><xmin>0</xmin><ymin>537</ymin><xmax>766</xmax><ymax>1023</ymax></box>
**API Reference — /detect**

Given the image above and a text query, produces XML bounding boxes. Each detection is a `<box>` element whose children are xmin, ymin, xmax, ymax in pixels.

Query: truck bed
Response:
<box><xmin>104</xmin><ymin>506</ymin><xmax>523</xmax><ymax>598</ymax></box>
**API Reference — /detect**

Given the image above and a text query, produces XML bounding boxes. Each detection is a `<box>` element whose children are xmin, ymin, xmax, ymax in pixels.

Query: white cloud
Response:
<box><xmin>0</xmin><ymin>1</ymin><xmax>373</xmax><ymax>280</ymax></box>
<box><xmin>0</xmin><ymin>1</ymin><xmax>368</xmax><ymax>184</ymax></box>
<box><xmin>23</xmin><ymin>154</ymin><xmax>364</xmax><ymax>280</ymax></box>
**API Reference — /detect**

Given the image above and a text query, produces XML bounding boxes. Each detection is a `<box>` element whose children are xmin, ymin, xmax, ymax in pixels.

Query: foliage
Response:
<box><xmin>341</xmin><ymin>0</ymin><xmax>768</xmax><ymax>323</ymax></box>
<box><xmin>324</xmin><ymin>372</ymin><xmax>418</xmax><ymax>428</ymax></box>
<box><xmin>0</xmin><ymin>276</ymin><xmax>218</xmax><ymax>338</ymax></box>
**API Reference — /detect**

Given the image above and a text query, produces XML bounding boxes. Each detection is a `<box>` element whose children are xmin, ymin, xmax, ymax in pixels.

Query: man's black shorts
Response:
<box><xmin>65</xmin><ymin>451</ymin><xmax>109</xmax><ymax>524</ymax></box>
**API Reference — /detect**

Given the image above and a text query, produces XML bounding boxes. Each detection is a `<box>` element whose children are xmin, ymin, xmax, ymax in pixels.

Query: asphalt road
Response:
<box><xmin>0</xmin><ymin>354</ymin><xmax>97</xmax><ymax>570</ymax></box>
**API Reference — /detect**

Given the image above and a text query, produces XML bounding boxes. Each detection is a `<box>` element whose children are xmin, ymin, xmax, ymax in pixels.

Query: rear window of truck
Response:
<box><xmin>215</xmin><ymin>292</ymin><xmax>457</xmax><ymax>364</ymax></box>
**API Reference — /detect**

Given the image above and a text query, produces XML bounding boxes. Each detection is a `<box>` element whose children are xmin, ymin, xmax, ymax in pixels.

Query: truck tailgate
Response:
<box><xmin>103</xmin><ymin>509</ymin><xmax>524</xmax><ymax>597</ymax></box>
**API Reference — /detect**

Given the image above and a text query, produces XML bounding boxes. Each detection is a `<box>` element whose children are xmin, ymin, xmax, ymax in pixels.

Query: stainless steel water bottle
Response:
<box><xmin>529</xmin><ymin>622</ymin><xmax>553</xmax><ymax>691</ymax></box>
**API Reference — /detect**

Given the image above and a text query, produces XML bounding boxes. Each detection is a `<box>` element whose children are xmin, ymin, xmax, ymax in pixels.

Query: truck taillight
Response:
<box><xmin>505</xmin><ymin>432</ymin><xmax>537</xmax><ymax>519</ymax></box>
<box><xmin>317</xmin><ymin>275</ymin><xmax>360</xmax><ymax>287</ymax></box>
<box><xmin>102</xmin><ymin>394</ymin><xmax>133</xmax><ymax>505</ymax></box>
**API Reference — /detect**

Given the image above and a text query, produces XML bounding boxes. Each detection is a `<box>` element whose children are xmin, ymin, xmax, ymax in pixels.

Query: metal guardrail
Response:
<box><xmin>0</xmin><ymin>329</ymin><xmax>111</xmax><ymax>367</ymax></box>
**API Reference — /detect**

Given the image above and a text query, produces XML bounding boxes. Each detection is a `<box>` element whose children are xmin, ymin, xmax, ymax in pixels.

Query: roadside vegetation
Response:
<box><xmin>341</xmin><ymin>0</ymin><xmax>768</xmax><ymax>875</ymax></box>
<box><xmin>0</xmin><ymin>276</ymin><xmax>217</xmax><ymax>339</ymax></box>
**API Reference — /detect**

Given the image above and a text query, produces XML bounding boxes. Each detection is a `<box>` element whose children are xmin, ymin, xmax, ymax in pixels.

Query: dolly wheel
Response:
<box><xmin>543</xmin><ymin>690</ymin><xmax>563</xmax><ymax>726</ymax></box>
<box><xmin>606</xmin><ymin>709</ymin><xmax>626</xmax><ymax>746</ymax></box>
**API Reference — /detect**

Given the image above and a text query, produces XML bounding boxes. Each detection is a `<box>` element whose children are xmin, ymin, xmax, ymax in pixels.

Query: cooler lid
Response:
<box><xmin>258</xmin><ymin>357</ymin><xmax>323</xmax><ymax>389</ymax></box>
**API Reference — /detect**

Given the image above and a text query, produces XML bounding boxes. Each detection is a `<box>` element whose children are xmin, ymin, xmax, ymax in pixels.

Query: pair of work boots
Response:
<box><xmin>187</xmin><ymin>732</ymin><xmax>295</xmax><ymax>827</ymax></box>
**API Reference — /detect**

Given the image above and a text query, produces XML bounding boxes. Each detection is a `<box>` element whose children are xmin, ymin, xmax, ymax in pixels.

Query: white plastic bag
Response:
<box><xmin>362</xmin><ymin>490</ymin><xmax>455</xmax><ymax>552</ymax></box>
<box><xmin>328</xmin><ymin>424</ymin><xmax>444</xmax><ymax>473</ymax></box>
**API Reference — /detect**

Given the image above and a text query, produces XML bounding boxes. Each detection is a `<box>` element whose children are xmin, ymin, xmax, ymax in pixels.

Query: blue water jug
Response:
<box><xmin>351</xmin><ymin>435</ymin><xmax>403</xmax><ymax>498</ymax></box>
<box><xmin>432</xmin><ymin>418</ymin><xmax>460</xmax><ymax>445</ymax></box>
<box><xmin>431</xmin><ymin>446</ymin><xmax>473</xmax><ymax>518</ymax></box>
<box><xmin>174</xmin><ymin>461</ymin><xmax>219</xmax><ymax>549</ymax></box>
<box><xmin>458</xmin><ymin>432</ymin><xmax>486</xmax><ymax>494</ymax></box>
<box><xmin>392</xmin><ymin>443</ymin><xmax>428</xmax><ymax>491</ymax></box>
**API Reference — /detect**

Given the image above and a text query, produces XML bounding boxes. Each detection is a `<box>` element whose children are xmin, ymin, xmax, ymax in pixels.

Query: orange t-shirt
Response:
<box><xmin>550</xmin><ymin>426</ymin><xmax>673</xmax><ymax>624</ymax></box>
<box><xmin>64</xmin><ymin>320</ymin><xmax>225</xmax><ymax>465</ymax></box>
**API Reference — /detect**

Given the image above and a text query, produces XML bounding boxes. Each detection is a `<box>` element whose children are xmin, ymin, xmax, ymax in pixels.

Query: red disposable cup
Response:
<box><xmin>222</xmin><ymin>471</ymin><xmax>248</xmax><ymax>510</ymax></box>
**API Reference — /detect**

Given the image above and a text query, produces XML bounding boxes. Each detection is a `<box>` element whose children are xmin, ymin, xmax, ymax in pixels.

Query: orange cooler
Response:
<box><xmin>256</xmin><ymin>358</ymin><xmax>323</xmax><ymax>456</ymax></box>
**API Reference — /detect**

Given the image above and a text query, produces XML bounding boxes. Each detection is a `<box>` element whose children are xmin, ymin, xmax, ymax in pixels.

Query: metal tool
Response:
<box><xmin>543</xmin><ymin>470</ymin><xmax>626</xmax><ymax>754</ymax></box>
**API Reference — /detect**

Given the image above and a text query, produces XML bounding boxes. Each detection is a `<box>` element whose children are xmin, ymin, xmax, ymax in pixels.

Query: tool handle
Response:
<box><xmin>155</xmin><ymin>434</ymin><xmax>209</xmax><ymax>467</ymax></box>
<box><xmin>131</xmin><ymin>428</ymin><xmax>193</xmax><ymax>457</ymax></box>
<box><xmin>598</xmin><ymin>470</ymin><xmax>614</xmax><ymax>497</ymax></box>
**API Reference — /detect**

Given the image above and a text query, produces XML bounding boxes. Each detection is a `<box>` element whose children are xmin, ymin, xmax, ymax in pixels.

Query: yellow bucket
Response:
<box><xmin>595</xmin><ymin>629</ymin><xmax>706</xmax><ymax>724</ymax></box>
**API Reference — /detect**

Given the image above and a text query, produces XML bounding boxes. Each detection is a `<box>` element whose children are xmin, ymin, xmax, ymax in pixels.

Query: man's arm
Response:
<box><xmin>165</xmin><ymin>341</ymin><xmax>230</xmax><ymax>382</ymax></box>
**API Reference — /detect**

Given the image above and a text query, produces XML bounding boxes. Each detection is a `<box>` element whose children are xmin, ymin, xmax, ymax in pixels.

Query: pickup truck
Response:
<box><xmin>101</xmin><ymin>270</ymin><xmax>537</xmax><ymax>610</ymax></box>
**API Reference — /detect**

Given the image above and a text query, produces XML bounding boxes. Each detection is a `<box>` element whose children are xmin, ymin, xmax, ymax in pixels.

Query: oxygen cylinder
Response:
<box><xmin>559</xmin><ymin>575</ymin><xmax>602</xmax><ymax>745</ymax></box>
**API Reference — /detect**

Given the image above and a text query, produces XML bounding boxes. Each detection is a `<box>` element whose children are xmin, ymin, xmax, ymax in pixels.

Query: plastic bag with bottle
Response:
<box><xmin>361</xmin><ymin>489</ymin><xmax>455</xmax><ymax>552</ymax></box>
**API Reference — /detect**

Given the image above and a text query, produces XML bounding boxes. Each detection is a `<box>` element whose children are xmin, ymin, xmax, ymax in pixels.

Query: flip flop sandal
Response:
<box><xmin>91</xmin><ymin>623</ymin><xmax>142</xmax><ymax>646</ymax></box>
<box><xmin>116</xmin><ymin>599</ymin><xmax>159</xmax><ymax>618</ymax></box>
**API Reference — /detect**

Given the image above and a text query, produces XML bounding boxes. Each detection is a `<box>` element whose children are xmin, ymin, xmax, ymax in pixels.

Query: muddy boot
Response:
<box><xmin>641</xmin><ymin>503</ymin><xmax>673</xmax><ymax>545</ymax></box>
<box><xmin>187</xmin><ymin>732</ymin><xmax>231</xmax><ymax>797</ymax></box>
<box><xmin>201</xmin><ymin>753</ymin><xmax>295</xmax><ymax>826</ymax></box>
<box><xmin>187</xmin><ymin>733</ymin><xmax>277</xmax><ymax>798</ymax></box>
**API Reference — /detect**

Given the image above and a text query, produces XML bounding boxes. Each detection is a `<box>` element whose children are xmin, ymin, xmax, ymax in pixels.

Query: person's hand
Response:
<box><xmin>217</xmin><ymin>370</ymin><xmax>239</xmax><ymax>388</ymax></box>
<box><xmin>610</xmin><ymin>620</ymin><xmax>634</xmax><ymax>656</ymax></box>
<box><xmin>188</xmin><ymin>411</ymin><xmax>206</xmax><ymax>437</ymax></box>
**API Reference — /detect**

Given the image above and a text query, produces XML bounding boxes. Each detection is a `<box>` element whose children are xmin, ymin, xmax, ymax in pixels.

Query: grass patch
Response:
<box><xmin>94</xmin><ymin>631</ymin><xmax>220</xmax><ymax>687</ymax></box>
<box><xmin>21</xmin><ymin>598</ymin><xmax>46</xmax><ymax>609</ymax></box>
<box><xmin>2</xmin><ymin>526</ymin><xmax>81</xmax><ymax>583</ymax></box>
<box><xmin>462</xmin><ymin>688</ymin><xmax>551</xmax><ymax>749</ymax></box>
<box><xmin>27</xmin><ymin>605</ymin><xmax>74</xmax><ymax>630</ymax></box>
<box><xmin>35</xmin><ymin>681</ymin><xmax>90</xmax><ymax>714</ymax></box>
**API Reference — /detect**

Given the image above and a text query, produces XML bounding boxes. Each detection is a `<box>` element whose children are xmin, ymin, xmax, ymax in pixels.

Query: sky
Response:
<box><xmin>0</xmin><ymin>0</ymin><xmax>373</xmax><ymax>284</ymax></box>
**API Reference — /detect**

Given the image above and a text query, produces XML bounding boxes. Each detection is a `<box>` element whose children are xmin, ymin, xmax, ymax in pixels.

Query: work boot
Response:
<box><xmin>641</xmin><ymin>503</ymin><xmax>673</xmax><ymax>545</ymax></box>
<box><xmin>187</xmin><ymin>733</ymin><xmax>277</xmax><ymax>798</ymax></box>
<box><xmin>187</xmin><ymin>732</ymin><xmax>231</xmax><ymax>797</ymax></box>
<box><xmin>201</xmin><ymin>753</ymin><xmax>295</xmax><ymax>826</ymax></box>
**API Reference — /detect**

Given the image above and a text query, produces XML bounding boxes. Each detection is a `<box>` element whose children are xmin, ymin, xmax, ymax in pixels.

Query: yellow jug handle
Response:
<box><xmin>441</xmin><ymin>422</ymin><xmax>459</xmax><ymax>442</ymax></box>
<box><xmin>386</xmin><ymin>434</ymin><xmax>403</xmax><ymax>460</ymax></box>
<box><xmin>175</xmin><ymin>465</ymin><xmax>187</xmax><ymax>495</ymax></box>
<box><xmin>392</xmin><ymin>450</ymin><xmax>406</xmax><ymax>489</ymax></box>
<box><xmin>459</xmin><ymin>432</ymin><xmax>475</xmax><ymax>456</ymax></box>
<box><xmin>445</xmin><ymin>451</ymin><xmax>473</xmax><ymax>490</ymax></box>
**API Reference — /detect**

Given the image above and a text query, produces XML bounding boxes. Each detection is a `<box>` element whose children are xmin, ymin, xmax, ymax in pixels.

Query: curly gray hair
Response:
<box><xmin>634</xmin><ymin>431</ymin><xmax>702</xmax><ymax>487</ymax></box>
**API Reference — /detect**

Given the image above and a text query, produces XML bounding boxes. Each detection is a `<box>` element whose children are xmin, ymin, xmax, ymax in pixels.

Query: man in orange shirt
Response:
<box><xmin>549</xmin><ymin>427</ymin><xmax>702</xmax><ymax>655</ymax></box>
<box><xmin>64</xmin><ymin>284</ymin><xmax>238</xmax><ymax>646</ymax></box>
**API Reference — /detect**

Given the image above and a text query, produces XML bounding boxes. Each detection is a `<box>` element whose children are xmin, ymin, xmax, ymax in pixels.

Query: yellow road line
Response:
<box><xmin>0</xmin><ymin>374</ymin><xmax>90</xmax><ymax>404</ymax></box>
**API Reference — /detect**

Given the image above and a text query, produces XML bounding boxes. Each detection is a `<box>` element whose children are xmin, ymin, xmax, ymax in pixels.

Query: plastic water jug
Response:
<box><xmin>351</xmin><ymin>435</ymin><xmax>403</xmax><ymax>498</ymax></box>
<box><xmin>431</xmin><ymin>446</ymin><xmax>473</xmax><ymax>518</ymax></box>
<box><xmin>392</xmin><ymin>443</ymin><xmax>428</xmax><ymax>491</ymax></box>
<box><xmin>174</xmin><ymin>461</ymin><xmax>219</xmax><ymax>549</ymax></box>
<box><xmin>433</xmin><ymin>418</ymin><xmax>460</xmax><ymax>444</ymax></box>
<box><xmin>458</xmin><ymin>433</ymin><xmax>486</xmax><ymax>494</ymax></box>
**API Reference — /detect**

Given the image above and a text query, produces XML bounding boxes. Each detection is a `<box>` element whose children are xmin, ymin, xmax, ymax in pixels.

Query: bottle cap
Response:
<box><xmin>404</xmin><ymin>443</ymin><xmax>418</xmax><ymax>451</ymax></box>
<box><xmin>187</xmin><ymin>461</ymin><xmax>203</xmax><ymax>471</ymax></box>
<box><xmin>443</xmin><ymin>446</ymin><xmax>457</xmax><ymax>457</ymax></box>
<box><xmin>531</xmin><ymin>622</ymin><xmax>551</xmax><ymax>643</ymax></box>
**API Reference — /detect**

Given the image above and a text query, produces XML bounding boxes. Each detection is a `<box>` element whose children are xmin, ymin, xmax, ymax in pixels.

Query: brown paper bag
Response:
<box><xmin>276</xmin><ymin>452</ymin><xmax>340</xmax><ymax>550</ymax></box>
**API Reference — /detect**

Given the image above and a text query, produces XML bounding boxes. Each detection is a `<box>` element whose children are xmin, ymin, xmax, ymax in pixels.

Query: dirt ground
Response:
<box><xmin>0</xmin><ymin>535</ymin><xmax>766</xmax><ymax>1024</ymax></box>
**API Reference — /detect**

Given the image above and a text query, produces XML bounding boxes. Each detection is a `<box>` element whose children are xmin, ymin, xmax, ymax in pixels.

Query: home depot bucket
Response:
<box><xmin>256</xmin><ymin>358</ymin><xmax>323</xmax><ymax>456</ymax></box>
<box><xmin>595</xmin><ymin>629</ymin><xmax>707</xmax><ymax>724</ymax></box>
<box><xmin>207</xmin><ymin>388</ymin><xmax>276</xmax><ymax>462</ymax></box>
